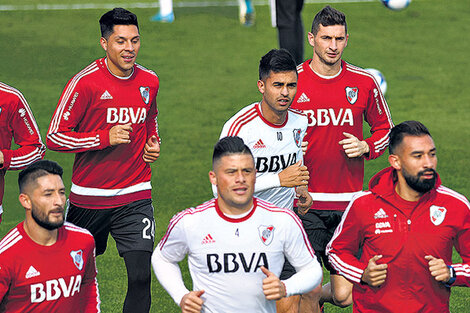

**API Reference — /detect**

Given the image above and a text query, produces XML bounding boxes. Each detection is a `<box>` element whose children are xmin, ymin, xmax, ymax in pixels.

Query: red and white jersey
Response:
<box><xmin>327</xmin><ymin>168</ymin><xmax>470</xmax><ymax>313</ymax></box>
<box><xmin>47</xmin><ymin>58</ymin><xmax>160</xmax><ymax>209</ymax></box>
<box><xmin>292</xmin><ymin>60</ymin><xmax>393</xmax><ymax>210</ymax></box>
<box><xmin>219</xmin><ymin>103</ymin><xmax>307</xmax><ymax>210</ymax></box>
<box><xmin>0</xmin><ymin>82</ymin><xmax>45</xmax><ymax>210</ymax></box>
<box><xmin>158</xmin><ymin>198</ymin><xmax>317</xmax><ymax>313</ymax></box>
<box><xmin>0</xmin><ymin>222</ymin><xmax>100</xmax><ymax>313</ymax></box>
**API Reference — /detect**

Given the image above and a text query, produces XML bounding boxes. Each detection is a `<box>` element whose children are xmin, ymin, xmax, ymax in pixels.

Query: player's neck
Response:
<box><xmin>23</xmin><ymin>219</ymin><xmax>59</xmax><ymax>246</ymax></box>
<box><xmin>394</xmin><ymin>175</ymin><xmax>423</xmax><ymax>202</ymax></box>
<box><xmin>218</xmin><ymin>198</ymin><xmax>254</xmax><ymax>216</ymax></box>
<box><xmin>259</xmin><ymin>101</ymin><xmax>287</xmax><ymax>125</ymax></box>
<box><xmin>309</xmin><ymin>56</ymin><xmax>342</xmax><ymax>77</ymax></box>
<box><xmin>105</xmin><ymin>57</ymin><xmax>134</xmax><ymax>78</ymax></box>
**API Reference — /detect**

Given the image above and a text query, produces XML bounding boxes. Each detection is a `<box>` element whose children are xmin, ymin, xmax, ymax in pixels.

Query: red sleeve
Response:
<box><xmin>80</xmin><ymin>245</ymin><xmax>100</xmax><ymax>312</ymax></box>
<box><xmin>451</xmin><ymin>198</ymin><xmax>470</xmax><ymax>287</ymax></box>
<box><xmin>1</xmin><ymin>91</ymin><xmax>45</xmax><ymax>170</ymax></box>
<box><xmin>145</xmin><ymin>96</ymin><xmax>161</xmax><ymax>144</ymax></box>
<box><xmin>0</xmin><ymin>258</ymin><xmax>12</xmax><ymax>304</ymax></box>
<box><xmin>363</xmin><ymin>81</ymin><xmax>394</xmax><ymax>160</ymax></box>
<box><xmin>326</xmin><ymin>198</ymin><xmax>368</xmax><ymax>284</ymax></box>
<box><xmin>47</xmin><ymin>77</ymin><xmax>111</xmax><ymax>153</ymax></box>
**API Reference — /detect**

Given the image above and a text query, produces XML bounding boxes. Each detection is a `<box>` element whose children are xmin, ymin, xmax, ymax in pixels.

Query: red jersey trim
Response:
<box><xmin>255</xmin><ymin>104</ymin><xmax>288</xmax><ymax>129</ymax></box>
<box><xmin>214</xmin><ymin>198</ymin><xmax>257</xmax><ymax>223</ymax></box>
<box><xmin>227</xmin><ymin>106</ymin><xmax>258</xmax><ymax>136</ymax></box>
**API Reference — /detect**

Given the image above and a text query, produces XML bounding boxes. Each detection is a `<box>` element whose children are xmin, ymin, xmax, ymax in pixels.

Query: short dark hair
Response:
<box><xmin>212</xmin><ymin>136</ymin><xmax>253</xmax><ymax>167</ymax></box>
<box><xmin>259</xmin><ymin>49</ymin><xmax>297</xmax><ymax>81</ymax></box>
<box><xmin>389</xmin><ymin>121</ymin><xmax>432</xmax><ymax>154</ymax></box>
<box><xmin>99</xmin><ymin>8</ymin><xmax>139</xmax><ymax>39</ymax></box>
<box><xmin>311</xmin><ymin>5</ymin><xmax>347</xmax><ymax>35</ymax></box>
<box><xmin>18</xmin><ymin>160</ymin><xmax>64</xmax><ymax>193</ymax></box>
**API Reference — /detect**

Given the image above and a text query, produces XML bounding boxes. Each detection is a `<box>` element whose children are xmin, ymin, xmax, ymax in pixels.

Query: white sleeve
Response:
<box><xmin>254</xmin><ymin>174</ymin><xmax>281</xmax><ymax>192</ymax></box>
<box><xmin>283</xmin><ymin>259</ymin><xmax>322</xmax><ymax>296</ymax></box>
<box><xmin>151</xmin><ymin>248</ymin><xmax>189</xmax><ymax>306</ymax></box>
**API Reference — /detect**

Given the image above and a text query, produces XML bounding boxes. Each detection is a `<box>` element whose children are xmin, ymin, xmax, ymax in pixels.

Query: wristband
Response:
<box><xmin>445</xmin><ymin>265</ymin><xmax>456</xmax><ymax>287</ymax></box>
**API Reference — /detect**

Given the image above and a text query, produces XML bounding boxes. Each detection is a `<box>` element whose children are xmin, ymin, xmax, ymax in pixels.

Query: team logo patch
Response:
<box><xmin>70</xmin><ymin>250</ymin><xmax>84</xmax><ymax>270</ymax></box>
<box><xmin>345</xmin><ymin>87</ymin><xmax>358</xmax><ymax>104</ymax></box>
<box><xmin>430</xmin><ymin>205</ymin><xmax>446</xmax><ymax>226</ymax></box>
<box><xmin>293</xmin><ymin>129</ymin><xmax>302</xmax><ymax>148</ymax></box>
<box><xmin>258</xmin><ymin>225</ymin><xmax>275</xmax><ymax>246</ymax></box>
<box><xmin>139</xmin><ymin>86</ymin><xmax>150</xmax><ymax>104</ymax></box>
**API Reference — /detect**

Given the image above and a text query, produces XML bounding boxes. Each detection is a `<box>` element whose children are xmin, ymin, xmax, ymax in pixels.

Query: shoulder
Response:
<box><xmin>256</xmin><ymin>199</ymin><xmax>302</xmax><ymax>224</ymax></box>
<box><xmin>288</xmin><ymin>108</ymin><xmax>308</xmax><ymax>124</ymax></box>
<box><xmin>296</xmin><ymin>61</ymin><xmax>309</xmax><ymax>76</ymax></box>
<box><xmin>343</xmin><ymin>62</ymin><xmax>376</xmax><ymax>84</ymax></box>
<box><xmin>63</xmin><ymin>222</ymin><xmax>94</xmax><ymax>242</ymax></box>
<box><xmin>436</xmin><ymin>186</ymin><xmax>470</xmax><ymax>210</ymax></box>
<box><xmin>222</xmin><ymin>103</ymin><xmax>259</xmax><ymax>136</ymax></box>
<box><xmin>0</xmin><ymin>225</ymin><xmax>24</xmax><ymax>257</ymax></box>
<box><xmin>135</xmin><ymin>64</ymin><xmax>159</xmax><ymax>84</ymax></box>
<box><xmin>0</xmin><ymin>82</ymin><xmax>26</xmax><ymax>107</ymax></box>
<box><xmin>67</xmin><ymin>60</ymin><xmax>101</xmax><ymax>87</ymax></box>
<box><xmin>169</xmin><ymin>199</ymin><xmax>216</xmax><ymax>225</ymax></box>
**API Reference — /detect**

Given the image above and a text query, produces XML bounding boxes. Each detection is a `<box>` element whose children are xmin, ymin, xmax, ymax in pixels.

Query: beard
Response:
<box><xmin>402</xmin><ymin>167</ymin><xmax>437</xmax><ymax>193</ymax></box>
<box><xmin>31</xmin><ymin>207</ymin><xmax>64</xmax><ymax>231</ymax></box>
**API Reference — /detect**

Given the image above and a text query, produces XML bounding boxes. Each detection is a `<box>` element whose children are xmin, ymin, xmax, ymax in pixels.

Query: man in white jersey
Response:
<box><xmin>218</xmin><ymin>48</ymin><xmax>311</xmax><ymax>212</ymax></box>
<box><xmin>152</xmin><ymin>136</ymin><xmax>322</xmax><ymax>313</ymax></box>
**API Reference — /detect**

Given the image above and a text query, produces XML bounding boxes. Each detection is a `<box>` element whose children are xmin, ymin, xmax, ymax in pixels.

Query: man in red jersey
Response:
<box><xmin>0</xmin><ymin>82</ymin><xmax>45</xmax><ymax>224</ymax></box>
<box><xmin>290</xmin><ymin>5</ymin><xmax>393</xmax><ymax>311</ymax></box>
<box><xmin>327</xmin><ymin>121</ymin><xmax>470</xmax><ymax>313</ymax></box>
<box><xmin>0</xmin><ymin>160</ymin><xmax>99</xmax><ymax>313</ymax></box>
<box><xmin>47</xmin><ymin>8</ymin><xmax>160</xmax><ymax>313</ymax></box>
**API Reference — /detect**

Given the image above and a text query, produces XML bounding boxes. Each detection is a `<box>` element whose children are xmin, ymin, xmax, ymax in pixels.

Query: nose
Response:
<box><xmin>235</xmin><ymin>170</ymin><xmax>246</xmax><ymax>183</ymax></box>
<box><xmin>54</xmin><ymin>192</ymin><xmax>66</xmax><ymax>207</ymax></box>
<box><xmin>330</xmin><ymin>38</ymin><xmax>338</xmax><ymax>51</ymax></box>
<box><xmin>125</xmin><ymin>40</ymin><xmax>134</xmax><ymax>51</ymax></box>
<box><xmin>280</xmin><ymin>85</ymin><xmax>289</xmax><ymax>96</ymax></box>
<box><xmin>422</xmin><ymin>154</ymin><xmax>435</xmax><ymax>169</ymax></box>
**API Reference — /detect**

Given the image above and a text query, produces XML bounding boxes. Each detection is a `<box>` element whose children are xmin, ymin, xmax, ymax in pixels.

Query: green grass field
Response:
<box><xmin>1</xmin><ymin>0</ymin><xmax>469</xmax><ymax>312</ymax></box>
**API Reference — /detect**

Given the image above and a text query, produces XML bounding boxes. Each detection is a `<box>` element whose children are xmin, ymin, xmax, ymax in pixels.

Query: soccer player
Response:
<box><xmin>0</xmin><ymin>160</ymin><xmax>99</xmax><ymax>312</ymax></box>
<box><xmin>150</xmin><ymin>0</ymin><xmax>174</xmax><ymax>23</ymax></box>
<box><xmin>47</xmin><ymin>8</ymin><xmax>160</xmax><ymax>313</ymax></box>
<box><xmin>327</xmin><ymin>121</ymin><xmax>470</xmax><ymax>312</ymax></box>
<box><xmin>152</xmin><ymin>136</ymin><xmax>322</xmax><ymax>313</ymax></box>
<box><xmin>0</xmin><ymin>82</ymin><xmax>45</xmax><ymax>224</ymax></box>
<box><xmin>291</xmin><ymin>5</ymin><xmax>394</xmax><ymax>309</ymax></box>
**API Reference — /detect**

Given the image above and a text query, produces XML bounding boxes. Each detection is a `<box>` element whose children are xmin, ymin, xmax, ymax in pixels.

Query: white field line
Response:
<box><xmin>0</xmin><ymin>0</ymin><xmax>375</xmax><ymax>12</ymax></box>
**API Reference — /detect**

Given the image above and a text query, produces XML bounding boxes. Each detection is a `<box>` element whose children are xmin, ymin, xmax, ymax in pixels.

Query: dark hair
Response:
<box><xmin>99</xmin><ymin>8</ymin><xmax>139</xmax><ymax>39</ymax></box>
<box><xmin>18</xmin><ymin>160</ymin><xmax>63</xmax><ymax>193</ymax></box>
<box><xmin>212</xmin><ymin>136</ymin><xmax>253</xmax><ymax>166</ymax></box>
<box><xmin>259</xmin><ymin>49</ymin><xmax>297</xmax><ymax>81</ymax></box>
<box><xmin>389</xmin><ymin>121</ymin><xmax>432</xmax><ymax>154</ymax></box>
<box><xmin>311</xmin><ymin>5</ymin><xmax>347</xmax><ymax>35</ymax></box>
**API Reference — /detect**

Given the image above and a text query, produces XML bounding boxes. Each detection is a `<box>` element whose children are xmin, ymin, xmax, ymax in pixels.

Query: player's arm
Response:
<box><xmin>326</xmin><ymin>199</ymin><xmax>370</xmax><ymax>285</ymax></box>
<box><xmin>362</xmin><ymin>81</ymin><xmax>394</xmax><ymax>160</ymax></box>
<box><xmin>1</xmin><ymin>93</ymin><xmax>45</xmax><ymax>171</ymax></box>
<box><xmin>143</xmin><ymin>97</ymin><xmax>161</xmax><ymax>163</ymax></box>
<box><xmin>80</xmin><ymin>243</ymin><xmax>100</xmax><ymax>312</ymax></box>
<box><xmin>47</xmin><ymin>79</ymin><xmax>121</xmax><ymax>153</ymax></box>
<box><xmin>0</xmin><ymin>260</ymin><xmax>11</xmax><ymax>303</ymax></box>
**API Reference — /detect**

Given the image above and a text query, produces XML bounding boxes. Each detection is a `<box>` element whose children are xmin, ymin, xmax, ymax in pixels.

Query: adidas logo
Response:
<box><xmin>201</xmin><ymin>234</ymin><xmax>215</xmax><ymax>244</ymax></box>
<box><xmin>374</xmin><ymin>208</ymin><xmax>388</xmax><ymax>219</ymax></box>
<box><xmin>100</xmin><ymin>90</ymin><xmax>113</xmax><ymax>100</ymax></box>
<box><xmin>253</xmin><ymin>139</ymin><xmax>266</xmax><ymax>149</ymax></box>
<box><xmin>297</xmin><ymin>93</ymin><xmax>310</xmax><ymax>103</ymax></box>
<box><xmin>25</xmin><ymin>265</ymin><xmax>40</xmax><ymax>279</ymax></box>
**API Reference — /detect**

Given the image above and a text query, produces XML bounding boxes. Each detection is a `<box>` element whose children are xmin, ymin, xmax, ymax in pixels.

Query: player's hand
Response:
<box><xmin>301</xmin><ymin>141</ymin><xmax>308</xmax><ymax>155</ymax></box>
<box><xmin>260</xmin><ymin>266</ymin><xmax>286</xmax><ymax>300</ymax></box>
<box><xmin>109</xmin><ymin>123</ymin><xmax>132</xmax><ymax>146</ymax></box>
<box><xmin>339</xmin><ymin>132</ymin><xmax>369</xmax><ymax>158</ymax></box>
<box><xmin>425</xmin><ymin>255</ymin><xmax>451</xmax><ymax>283</ymax></box>
<box><xmin>180</xmin><ymin>290</ymin><xmax>205</xmax><ymax>313</ymax></box>
<box><xmin>361</xmin><ymin>255</ymin><xmax>388</xmax><ymax>287</ymax></box>
<box><xmin>278</xmin><ymin>161</ymin><xmax>309</xmax><ymax>188</ymax></box>
<box><xmin>143</xmin><ymin>135</ymin><xmax>160</xmax><ymax>163</ymax></box>
<box><xmin>296</xmin><ymin>186</ymin><xmax>312</xmax><ymax>215</ymax></box>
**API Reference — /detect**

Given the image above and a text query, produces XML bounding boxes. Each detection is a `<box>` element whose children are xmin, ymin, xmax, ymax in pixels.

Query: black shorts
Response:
<box><xmin>280</xmin><ymin>209</ymin><xmax>344</xmax><ymax>279</ymax></box>
<box><xmin>66</xmin><ymin>199</ymin><xmax>155</xmax><ymax>256</ymax></box>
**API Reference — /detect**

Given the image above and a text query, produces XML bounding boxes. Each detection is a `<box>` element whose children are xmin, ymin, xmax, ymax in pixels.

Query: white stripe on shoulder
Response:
<box><xmin>64</xmin><ymin>222</ymin><xmax>93</xmax><ymax>236</ymax></box>
<box><xmin>0</xmin><ymin>228</ymin><xmax>23</xmax><ymax>254</ymax></box>
<box><xmin>226</xmin><ymin>104</ymin><xmax>258</xmax><ymax>136</ymax></box>
<box><xmin>437</xmin><ymin>186</ymin><xmax>470</xmax><ymax>209</ymax></box>
<box><xmin>136</xmin><ymin>64</ymin><xmax>158</xmax><ymax>78</ymax></box>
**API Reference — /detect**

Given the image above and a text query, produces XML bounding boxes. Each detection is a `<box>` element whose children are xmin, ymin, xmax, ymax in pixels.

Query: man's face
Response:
<box><xmin>100</xmin><ymin>24</ymin><xmax>140</xmax><ymax>77</ymax></box>
<box><xmin>308</xmin><ymin>24</ymin><xmax>348</xmax><ymax>67</ymax></box>
<box><xmin>210</xmin><ymin>154</ymin><xmax>256</xmax><ymax>211</ymax></box>
<box><xmin>392</xmin><ymin>135</ymin><xmax>438</xmax><ymax>193</ymax></box>
<box><xmin>258</xmin><ymin>70</ymin><xmax>297</xmax><ymax>115</ymax></box>
<box><xmin>25</xmin><ymin>174</ymin><xmax>66</xmax><ymax>230</ymax></box>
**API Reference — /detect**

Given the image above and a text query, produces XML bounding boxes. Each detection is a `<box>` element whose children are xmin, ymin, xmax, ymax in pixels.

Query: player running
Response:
<box><xmin>0</xmin><ymin>82</ymin><xmax>45</xmax><ymax>224</ymax></box>
<box><xmin>152</xmin><ymin>136</ymin><xmax>322</xmax><ymax>313</ymax></box>
<box><xmin>0</xmin><ymin>160</ymin><xmax>99</xmax><ymax>312</ymax></box>
<box><xmin>47</xmin><ymin>8</ymin><xmax>160</xmax><ymax>313</ymax></box>
<box><xmin>291</xmin><ymin>5</ymin><xmax>394</xmax><ymax>310</ymax></box>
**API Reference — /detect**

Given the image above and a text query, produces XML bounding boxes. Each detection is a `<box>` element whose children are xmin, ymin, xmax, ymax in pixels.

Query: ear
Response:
<box><xmin>100</xmin><ymin>37</ymin><xmax>108</xmax><ymax>51</ymax></box>
<box><xmin>19</xmin><ymin>193</ymin><xmax>32</xmax><ymax>210</ymax></box>
<box><xmin>209</xmin><ymin>170</ymin><xmax>217</xmax><ymax>186</ymax></box>
<box><xmin>257</xmin><ymin>80</ymin><xmax>265</xmax><ymax>94</ymax></box>
<box><xmin>345</xmin><ymin>33</ymin><xmax>349</xmax><ymax>48</ymax></box>
<box><xmin>388</xmin><ymin>154</ymin><xmax>401</xmax><ymax>170</ymax></box>
<box><xmin>308</xmin><ymin>32</ymin><xmax>315</xmax><ymax>48</ymax></box>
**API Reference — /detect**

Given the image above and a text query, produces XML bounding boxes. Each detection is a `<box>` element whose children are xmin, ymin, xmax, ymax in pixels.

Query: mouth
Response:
<box><xmin>278</xmin><ymin>98</ymin><xmax>290</xmax><ymax>105</ymax></box>
<box><xmin>122</xmin><ymin>55</ymin><xmax>135</xmax><ymax>63</ymax></box>
<box><xmin>419</xmin><ymin>170</ymin><xmax>436</xmax><ymax>179</ymax></box>
<box><xmin>233</xmin><ymin>186</ymin><xmax>248</xmax><ymax>195</ymax></box>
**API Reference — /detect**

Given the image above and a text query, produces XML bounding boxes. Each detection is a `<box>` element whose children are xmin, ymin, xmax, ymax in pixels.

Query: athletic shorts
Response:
<box><xmin>66</xmin><ymin>199</ymin><xmax>155</xmax><ymax>256</ymax></box>
<box><xmin>280</xmin><ymin>208</ymin><xmax>344</xmax><ymax>279</ymax></box>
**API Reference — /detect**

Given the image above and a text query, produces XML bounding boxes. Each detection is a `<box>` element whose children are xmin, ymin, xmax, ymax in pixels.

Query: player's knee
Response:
<box><xmin>332</xmin><ymin>286</ymin><xmax>352</xmax><ymax>308</ymax></box>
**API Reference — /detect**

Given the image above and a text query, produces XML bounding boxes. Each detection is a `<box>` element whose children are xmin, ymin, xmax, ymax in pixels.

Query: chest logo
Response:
<box><xmin>293</xmin><ymin>129</ymin><xmax>302</xmax><ymax>148</ymax></box>
<box><xmin>18</xmin><ymin>108</ymin><xmax>26</xmax><ymax>117</ymax></box>
<box><xmin>70</xmin><ymin>250</ymin><xmax>84</xmax><ymax>271</ymax></box>
<box><xmin>374</xmin><ymin>208</ymin><xmax>388</xmax><ymax>219</ymax></box>
<box><xmin>430</xmin><ymin>205</ymin><xmax>446</xmax><ymax>226</ymax></box>
<box><xmin>258</xmin><ymin>225</ymin><xmax>275</xmax><ymax>246</ymax></box>
<box><xmin>297</xmin><ymin>92</ymin><xmax>310</xmax><ymax>103</ymax></box>
<box><xmin>100</xmin><ymin>90</ymin><xmax>113</xmax><ymax>100</ymax></box>
<box><xmin>345</xmin><ymin>87</ymin><xmax>358</xmax><ymax>105</ymax></box>
<box><xmin>25</xmin><ymin>265</ymin><xmax>41</xmax><ymax>279</ymax></box>
<box><xmin>253</xmin><ymin>139</ymin><xmax>266</xmax><ymax>149</ymax></box>
<box><xmin>139</xmin><ymin>86</ymin><xmax>150</xmax><ymax>104</ymax></box>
